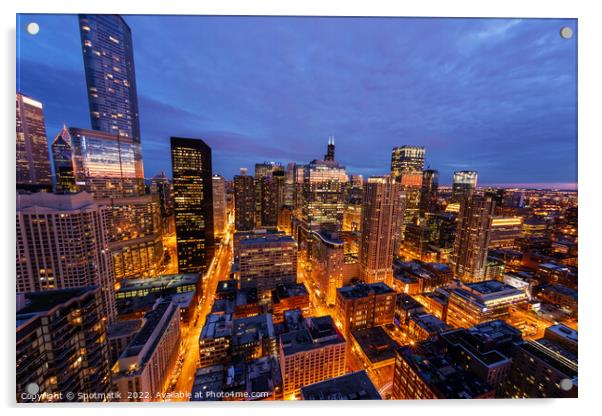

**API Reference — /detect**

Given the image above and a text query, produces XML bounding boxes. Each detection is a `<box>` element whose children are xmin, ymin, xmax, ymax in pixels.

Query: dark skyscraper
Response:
<box><xmin>254</xmin><ymin>162</ymin><xmax>284</xmax><ymax>227</ymax></box>
<box><xmin>451</xmin><ymin>193</ymin><xmax>496</xmax><ymax>282</ymax></box>
<box><xmin>170</xmin><ymin>137</ymin><xmax>215</xmax><ymax>274</ymax></box>
<box><xmin>324</xmin><ymin>136</ymin><xmax>335</xmax><ymax>161</ymax></box>
<box><xmin>51</xmin><ymin>125</ymin><xmax>78</xmax><ymax>193</ymax></box>
<box><xmin>234</xmin><ymin>169</ymin><xmax>256</xmax><ymax>231</ymax></box>
<box><xmin>419</xmin><ymin>169</ymin><xmax>439</xmax><ymax>217</ymax></box>
<box><xmin>16</xmin><ymin>93</ymin><xmax>52</xmax><ymax>191</ymax></box>
<box><xmin>79</xmin><ymin>14</ymin><xmax>144</xmax><ymax>191</ymax></box>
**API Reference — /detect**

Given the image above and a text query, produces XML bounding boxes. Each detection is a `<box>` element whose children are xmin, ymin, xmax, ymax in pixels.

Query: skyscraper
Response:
<box><xmin>254</xmin><ymin>162</ymin><xmax>284</xmax><ymax>227</ymax></box>
<box><xmin>451</xmin><ymin>193</ymin><xmax>496</xmax><ymax>282</ymax></box>
<box><xmin>16</xmin><ymin>92</ymin><xmax>52</xmax><ymax>191</ymax></box>
<box><xmin>16</xmin><ymin>192</ymin><xmax>116</xmax><ymax>322</ymax></box>
<box><xmin>419</xmin><ymin>169</ymin><xmax>439</xmax><ymax>217</ymax></box>
<box><xmin>52</xmin><ymin>127</ymin><xmax>140</xmax><ymax>199</ymax></box>
<box><xmin>390</xmin><ymin>146</ymin><xmax>424</xmax><ymax>225</ymax></box>
<box><xmin>51</xmin><ymin>125</ymin><xmax>78</xmax><ymax>193</ymax></box>
<box><xmin>359</xmin><ymin>175</ymin><xmax>405</xmax><ymax>284</ymax></box>
<box><xmin>212</xmin><ymin>174</ymin><xmax>227</xmax><ymax>238</ymax></box>
<box><xmin>301</xmin><ymin>141</ymin><xmax>348</xmax><ymax>233</ymax></box>
<box><xmin>452</xmin><ymin>170</ymin><xmax>478</xmax><ymax>202</ymax></box>
<box><xmin>79</xmin><ymin>14</ymin><xmax>144</xmax><ymax>192</ymax></box>
<box><xmin>234</xmin><ymin>169</ymin><xmax>256</xmax><ymax>231</ymax></box>
<box><xmin>170</xmin><ymin>137</ymin><xmax>214</xmax><ymax>274</ymax></box>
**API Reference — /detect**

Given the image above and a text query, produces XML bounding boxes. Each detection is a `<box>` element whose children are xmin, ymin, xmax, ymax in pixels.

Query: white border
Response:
<box><xmin>2</xmin><ymin>1</ymin><xmax>600</xmax><ymax>416</ymax></box>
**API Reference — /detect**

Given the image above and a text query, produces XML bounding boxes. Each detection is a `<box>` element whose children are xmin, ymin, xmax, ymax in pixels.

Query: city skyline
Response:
<box><xmin>17</xmin><ymin>15</ymin><xmax>577</xmax><ymax>187</ymax></box>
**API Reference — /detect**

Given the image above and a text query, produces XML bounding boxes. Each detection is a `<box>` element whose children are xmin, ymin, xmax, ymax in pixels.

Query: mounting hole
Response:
<box><xmin>26</xmin><ymin>22</ymin><xmax>40</xmax><ymax>35</ymax></box>
<box><xmin>559</xmin><ymin>378</ymin><xmax>573</xmax><ymax>391</ymax></box>
<box><xmin>560</xmin><ymin>26</ymin><xmax>573</xmax><ymax>40</ymax></box>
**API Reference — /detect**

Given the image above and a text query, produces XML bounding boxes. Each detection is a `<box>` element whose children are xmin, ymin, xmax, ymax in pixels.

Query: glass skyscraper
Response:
<box><xmin>16</xmin><ymin>92</ymin><xmax>52</xmax><ymax>191</ymax></box>
<box><xmin>79</xmin><ymin>14</ymin><xmax>144</xmax><ymax>191</ymax></box>
<box><xmin>170</xmin><ymin>137</ymin><xmax>215</xmax><ymax>275</ymax></box>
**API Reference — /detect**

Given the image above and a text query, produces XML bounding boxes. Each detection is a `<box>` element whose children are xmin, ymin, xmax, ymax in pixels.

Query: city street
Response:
<box><xmin>166</xmin><ymin>219</ymin><xmax>234</xmax><ymax>401</ymax></box>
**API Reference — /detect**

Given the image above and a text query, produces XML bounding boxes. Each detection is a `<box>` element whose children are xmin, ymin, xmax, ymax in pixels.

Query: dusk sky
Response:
<box><xmin>17</xmin><ymin>15</ymin><xmax>577</xmax><ymax>187</ymax></box>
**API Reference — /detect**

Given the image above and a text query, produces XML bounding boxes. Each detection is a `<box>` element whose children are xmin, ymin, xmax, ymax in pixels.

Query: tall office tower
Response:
<box><xmin>79</xmin><ymin>14</ymin><xmax>144</xmax><ymax>192</ymax></box>
<box><xmin>359</xmin><ymin>176</ymin><xmax>404</xmax><ymax>284</ymax></box>
<box><xmin>97</xmin><ymin>194</ymin><xmax>164</xmax><ymax>280</ymax></box>
<box><xmin>16</xmin><ymin>93</ymin><xmax>52</xmax><ymax>192</ymax></box>
<box><xmin>293</xmin><ymin>163</ymin><xmax>306</xmax><ymax>210</ymax></box>
<box><xmin>451</xmin><ymin>193</ymin><xmax>496</xmax><ymax>282</ymax></box>
<box><xmin>234</xmin><ymin>170</ymin><xmax>256</xmax><ymax>231</ymax></box>
<box><xmin>390</xmin><ymin>146</ymin><xmax>425</xmax><ymax>225</ymax></box>
<box><xmin>324</xmin><ymin>136</ymin><xmax>336</xmax><ymax>161</ymax></box>
<box><xmin>16</xmin><ymin>192</ymin><xmax>116</xmax><ymax>322</ymax></box>
<box><xmin>452</xmin><ymin>170</ymin><xmax>478</xmax><ymax>202</ymax></box>
<box><xmin>212</xmin><ymin>175</ymin><xmax>227</xmax><ymax>238</ymax></box>
<box><xmin>302</xmin><ymin>141</ymin><xmax>348</xmax><ymax>234</ymax></box>
<box><xmin>284</xmin><ymin>162</ymin><xmax>296</xmax><ymax>206</ymax></box>
<box><xmin>279</xmin><ymin>315</ymin><xmax>347</xmax><ymax>399</ymax></box>
<box><xmin>171</xmin><ymin>137</ymin><xmax>214</xmax><ymax>275</ymax></box>
<box><xmin>254</xmin><ymin>162</ymin><xmax>284</xmax><ymax>227</ymax></box>
<box><xmin>52</xmin><ymin>127</ymin><xmax>140</xmax><ymax>198</ymax></box>
<box><xmin>239</xmin><ymin>235</ymin><xmax>298</xmax><ymax>291</ymax></box>
<box><xmin>419</xmin><ymin>169</ymin><xmax>439</xmax><ymax>217</ymax></box>
<box><xmin>150</xmin><ymin>171</ymin><xmax>174</xmax><ymax>219</ymax></box>
<box><xmin>51</xmin><ymin>125</ymin><xmax>78</xmax><ymax>193</ymax></box>
<box><xmin>346</xmin><ymin>173</ymin><xmax>364</xmax><ymax>205</ymax></box>
<box><xmin>16</xmin><ymin>287</ymin><xmax>112</xmax><ymax>402</ymax></box>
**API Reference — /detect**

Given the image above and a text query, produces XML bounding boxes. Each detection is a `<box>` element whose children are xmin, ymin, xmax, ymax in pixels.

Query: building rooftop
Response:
<box><xmin>301</xmin><ymin>370</ymin><xmax>381</xmax><ymax>400</ymax></box>
<box><xmin>200</xmin><ymin>314</ymin><xmax>233</xmax><ymax>340</ymax></box>
<box><xmin>410</xmin><ymin>313</ymin><xmax>451</xmax><ymax>335</ymax></box>
<box><xmin>107</xmin><ymin>319</ymin><xmax>143</xmax><ymax>339</ymax></box>
<box><xmin>117</xmin><ymin>273</ymin><xmax>200</xmax><ymax>294</ymax></box>
<box><xmin>16</xmin><ymin>287</ymin><xmax>94</xmax><ymax>316</ymax></box>
<box><xmin>280</xmin><ymin>315</ymin><xmax>344</xmax><ymax>355</ymax></box>
<box><xmin>239</xmin><ymin>234</ymin><xmax>296</xmax><ymax>247</ymax></box>
<box><xmin>398</xmin><ymin>340</ymin><xmax>495</xmax><ymax>399</ymax></box>
<box><xmin>337</xmin><ymin>282</ymin><xmax>395</xmax><ymax>300</ymax></box>
<box><xmin>271</xmin><ymin>283</ymin><xmax>309</xmax><ymax>303</ymax></box>
<box><xmin>351</xmin><ymin>326</ymin><xmax>398</xmax><ymax>364</ymax></box>
<box><xmin>396</xmin><ymin>293</ymin><xmax>425</xmax><ymax>312</ymax></box>
<box><xmin>232</xmin><ymin>314</ymin><xmax>274</xmax><ymax>347</ymax></box>
<box><xmin>191</xmin><ymin>365</ymin><xmax>226</xmax><ymax>401</ymax></box>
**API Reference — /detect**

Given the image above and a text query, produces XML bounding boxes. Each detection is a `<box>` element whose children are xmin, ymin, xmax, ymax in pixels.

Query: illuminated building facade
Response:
<box><xmin>390</xmin><ymin>145</ymin><xmax>425</xmax><ymax>225</ymax></box>
<box><xmin>489</xmin><ymin>216</ymin><xmax>523</xmax><ymax>249</ymax></box>
<box><xmin>79</xmin><ymin>14</ymin><xmax>144</xmax><ymax>192</ymax></box>
<box><xmin>170</xmin><ymin>137</ymin><xmax>215</xmax><ymax>274</ymax></box>
<box><xmin>112</xmin><ymin>299</ymin><xmax>181</xmax><ymax>401</ymax></box>
<box><xmin>234</xmin><ymin>171</ymin><xmax>256</xmax><ymax>231</ymax></box>
<box><xmin>335</xmin><ymin>282</ymin><xmax>396</xmax><ymax>336</ymax></box>
<box><xmin>310</xmin><ymin>231</ymin><xmax>345</xmax><ymax>306</ymax></box>
<box><xmin>16</xmin><ymin>192</ymin><xmax>116</xmax><ymax>322</ymax></box>
<box><xmin>98</xmin><ymin>194</ymin><xmax>164</xmax><ymax>280</ymax></box>
<box><xmin>419</xmin><ymin>169</ymin><xmax>439</xmax><ymax>217</ymax></box>
<box><xmin>199</xmin><ymin>314</ymin><xmax>233</xmax><ymax>368</ymax></box>
<box><xmin>451</xmin><ymin>193</ymin><xmax>496</xmax><ymax>282</ymax></box>
<box><xmin>359</xmin><ymin>175</ymin><xmax>404</xmax><ymax>284</ymax></box>
<box><xmin>16</xmin><ymin>92</ymin><xmax>52</xmax><ymax>192</ymax></box>
<box><xmin>238</xmin><ymin>235</ymin><xmax>297</xmax><ymax>292</ymax></box>
<box><xmin>452</xmin><ymin>170</ymin><xmax>478</xmax><ymax>202</ymax></box>
<box><xmin>279</xmin><ymin>315</ymin><xmax>347</xmax><ymax>399</ymax></box>
<box><xmin>212</xmin><ymin>175</ymin><xmax>227</xmax><ymax>237</ymax></box>
<box><xmin>446</xmin><ymin>280</ymin><xmax>528</xmax><ymax>328</ymax></box>
<box><xmin>51</xmin><ymin>125</ymin><xmax>78</xmax><ymax>193</ymax></box>
<box><xmin>16</xmin><ymin>287</ymin><xmax>112</xmax><ymax>402</ymax></box>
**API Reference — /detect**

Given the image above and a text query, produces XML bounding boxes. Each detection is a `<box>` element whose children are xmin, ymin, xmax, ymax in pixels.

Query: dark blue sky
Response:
<box><xmin>17</xmin><ymin>15</ymin><xmax>577</xmax><ymax>187</ymax></box>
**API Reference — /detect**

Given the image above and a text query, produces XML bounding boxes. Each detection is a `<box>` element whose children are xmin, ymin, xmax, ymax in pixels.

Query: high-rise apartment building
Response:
<box><xmin>451</xmin><ymin>193</ymin><xmax>496</xmax><ymax>282</ymax></box>
<box><xmin>238</xmin><ymin>235</ymin><xmax>297</xmax><ymax>291</ymax></box>
<box><xmin>234</xmin><ymin>170</ymin><xmax>256</xmax><ymax>231</ymax></box>
<box><xmin>212</xmin><ymin>175</ymin><xmax>227</xmax><ymax>237</ymax></box>
<box><xmin>16</xmin><ymin>192</ymin><xmax>116</xmax><ymax>322</ymax></box>
<box><xmin>359</xmin><ymin>175</ymin><xmax>404</xmax><ymax>284</ymax></box>
<box><xmin>254</xmin><ymin>162</ymin><xmax>284</xmax><ymax>227</ymax></box>
<box><xmin>16</xmin><ymin>92</ymin><xmax>52</xmax><ymax>191</ymax></box>
<box><xmin>16</xmin><ymin>287</ymin><xmax>112</xmax><ymax>402</ymax></box>
<box><xmin>390</xmin><ymin>146</ymin><xmax>425</xmax><ymax>225</ymax></box>
<box><xmin>309</xmin><ymin>231</ymin><xmax>345</xmax><ymax>306</ymax></box>
<box><xmin>170</xmin><ymin>137</ymin><xmax>214</xmax><ymax>274</ymax></box>
<box><xmin>279</xmin><ymin>315</ymin><xmax>347</xmax><ymax>399</ymax></box>
<box><xmin>79</xmin><ymin>14</ymin><xmax>144</xmax><ymax>192</ymax></box>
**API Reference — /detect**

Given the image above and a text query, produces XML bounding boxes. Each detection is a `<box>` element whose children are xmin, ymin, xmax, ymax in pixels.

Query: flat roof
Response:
<box><xmin>351</xmin><ymin>326</ymin><xmax>398</xmax><ymax>364</ymax></box>
<box><xmin>301</xmin><ymin>370</ymin><xmax>381</xmax><ymax>400</ymax></box>
<box><xmin>280</xmin><ymin>316</ymin><xmax>344</xmax><ymax>355</ymax></box>
<box><xmin>337</xmin><ymin>282</ymin><xmax>395</xmax><ymax>300</ymax></box>
<box><xmin>118</xmin><ymin>273</ymin><xmax>200</xmax><ymax>292</ymax></box>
